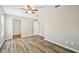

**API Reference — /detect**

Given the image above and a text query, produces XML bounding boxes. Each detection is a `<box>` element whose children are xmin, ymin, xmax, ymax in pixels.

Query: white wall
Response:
<box><xmin>0</xmin><ymin>6</ymin><xmax>4</xmax><ymax>37</ymax></box>
<box><xmin>43</xmin><ymin>6</ymin><xmax>79</xmax><ymax>51</ymax></box>
<box><xmin>37</xmin><ymin>9</ymin><xmax>45</xmax><ymax>36</ymax></box>
<box><xmin>21</xmin><ymin>18</ymin><xmax>33</xmax><ymax>37</ymax></box>
<box><xmin>5</xmin><ymin>15</ymin><xmax>13</xmax><ymax>39</ymax></box>
<box><xmin>0</xmin><ymin>6</ymin><xmax>5</xmax><ymax>47</ymax></box>
<box><xmin>0</xmin><ymin>15</ymin><xmax>1</xmax><ymax>32</ymax></box>
<box><xmin>5</xmin><ymin>14</ymin><xmax>33</xmax><ymax>39</ymax></box>
<box><xmin>1</xmin><ymin>5</ymin><xmax>44</xmax><ymax>38</ymax></box>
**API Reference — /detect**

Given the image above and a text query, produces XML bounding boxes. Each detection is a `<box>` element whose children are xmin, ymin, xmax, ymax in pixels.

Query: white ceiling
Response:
<box><xmin>1</xmin><ymin>5</ymin><xmax>55</xmax><ymax>19</ymax></box>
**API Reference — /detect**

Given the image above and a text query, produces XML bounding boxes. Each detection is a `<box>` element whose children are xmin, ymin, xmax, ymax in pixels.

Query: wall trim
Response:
<box><xmin>45</xmin><ymin>38</ymin><xmax>79</xmax><ymax>53</ymax></box>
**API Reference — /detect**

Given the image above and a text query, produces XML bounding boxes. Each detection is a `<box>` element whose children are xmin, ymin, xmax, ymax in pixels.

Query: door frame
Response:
<box><xmin>13</xmin><ymin>19</ymin><xmax>21</xmax><ymax>38</ymax></box>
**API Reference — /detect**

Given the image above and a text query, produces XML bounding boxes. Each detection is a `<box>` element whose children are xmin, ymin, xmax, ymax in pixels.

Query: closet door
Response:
<box><xmin>33</xmin><ymin>20</ymin><xmax>40</xmax><ymax>35</ymax></box>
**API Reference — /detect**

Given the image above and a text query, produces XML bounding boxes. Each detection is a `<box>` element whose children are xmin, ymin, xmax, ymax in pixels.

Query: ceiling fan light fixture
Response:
<box><xmin>21</xmin><ymin>5</ymin><xmax>38</xmax><ymax>14</ymax></box>
<box><xmin>28</xmin><ymin>10</ymin><xmax>32</xmax><ymax>13</ymax></box>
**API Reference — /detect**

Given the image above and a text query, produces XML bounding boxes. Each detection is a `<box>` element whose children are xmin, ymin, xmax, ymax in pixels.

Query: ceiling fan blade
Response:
<box><xmin>32</xmin><ymin>9</ymin><xmax>38</xmax><ymax>11</ymax></box>
<box><xmin>55</xmin><ymin>5</ymin><xmax>61</xmax><ymax>8</ymax></box>
<box><xmin>31</xmin><ymin>11</ymin><xmax>36</xmax><ymax>14</ymax></box>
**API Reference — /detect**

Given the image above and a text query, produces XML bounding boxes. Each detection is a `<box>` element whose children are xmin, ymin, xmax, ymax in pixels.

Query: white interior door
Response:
<box><xmin>13</xmin><ymin>19</ymin><xmax>21</xmax><ymax>35</ymax></box>
<box><xmin>33</xmin><ymin>20</ymin><xmax>40</xmax><ymax>35</ymax></box>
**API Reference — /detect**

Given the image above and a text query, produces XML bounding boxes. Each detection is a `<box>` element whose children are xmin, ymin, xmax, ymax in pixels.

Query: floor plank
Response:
<box><xmin>0</xmin><ymin>35</ymin><xmax>76</xmax><ymax>53</ymax></box>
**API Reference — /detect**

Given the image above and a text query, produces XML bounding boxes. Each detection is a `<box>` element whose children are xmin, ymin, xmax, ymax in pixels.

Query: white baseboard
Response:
<box><xmin>21</xmin><ymin>35</ymin><xmax>33</xmax><ymax>37</ymax></box>
<box><xmin>45</xmin><ymin>38</ymin><xmax>79</xmax><ymax>53</ymax></box>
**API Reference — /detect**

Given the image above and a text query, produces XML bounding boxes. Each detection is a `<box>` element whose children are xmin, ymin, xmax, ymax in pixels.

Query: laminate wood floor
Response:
<box><xmin>0</xmin><ymin>35</ymin><xmax>75</xmax><ymax>53</ymax></box>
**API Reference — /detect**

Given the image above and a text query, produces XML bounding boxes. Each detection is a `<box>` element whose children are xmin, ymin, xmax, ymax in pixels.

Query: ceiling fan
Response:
<box><xmin>21</xmin><ymin>5</ymin><xmax>38</xmax><ymax>14</ymax></box>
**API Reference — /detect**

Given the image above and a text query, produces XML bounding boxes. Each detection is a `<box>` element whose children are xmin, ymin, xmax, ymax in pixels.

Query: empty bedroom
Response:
<box><xmin>0</xmin><ymin>5</ymin><xmax>79</xmax><ymax>53</ymax></box>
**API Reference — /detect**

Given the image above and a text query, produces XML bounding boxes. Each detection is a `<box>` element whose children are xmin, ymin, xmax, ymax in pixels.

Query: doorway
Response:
<box><xmin>33</xmin><ymin>19</ymin><xmax>40</xmax><ymax>35</ymax></box>
<box><xmin>13</xmin><ymin>19</ymin><xmax>21</xmax><ymax>39</ymax></box>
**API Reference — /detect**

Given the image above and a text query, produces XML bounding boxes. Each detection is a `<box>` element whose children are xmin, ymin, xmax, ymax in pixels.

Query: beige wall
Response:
<box><xmin>43</xmin><ymin>6</ymin><xmax>79</xmax><ymax>51</ymax></box>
